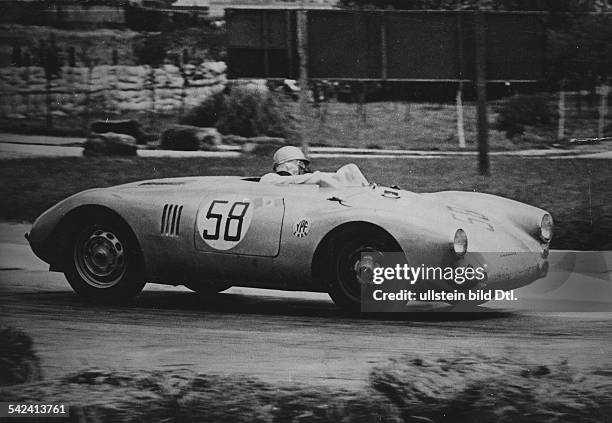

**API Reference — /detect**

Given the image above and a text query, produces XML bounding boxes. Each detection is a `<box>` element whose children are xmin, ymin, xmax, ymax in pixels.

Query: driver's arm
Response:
<box><xmin>260</xmin><ymin>171</ymin><xmax>337</xmax><ymax>186</ymax></box>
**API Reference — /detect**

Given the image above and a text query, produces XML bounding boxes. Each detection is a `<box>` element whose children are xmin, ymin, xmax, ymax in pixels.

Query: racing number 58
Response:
<box><xmin>202</xmin><ymin>200</ymin><xmax>251</xmax><ymax>241</ymax></box>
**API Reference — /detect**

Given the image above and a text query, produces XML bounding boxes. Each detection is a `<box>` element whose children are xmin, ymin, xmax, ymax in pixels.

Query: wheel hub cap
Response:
<box><xmin>354</xmin><ymin>254</ymin><xmax>378</xmax><ymax>286</ymax></box>
<box><xmin>75</xmin><ymin>229</ymin><xmax>126</xmax><ymax>288</ymax></box>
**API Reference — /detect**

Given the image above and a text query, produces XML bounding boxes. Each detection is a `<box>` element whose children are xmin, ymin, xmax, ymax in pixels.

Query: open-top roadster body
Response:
<box><xmin>27</xmin><ymin>164</ymin><xmax>552</xmax><ymax>311</ymax></box>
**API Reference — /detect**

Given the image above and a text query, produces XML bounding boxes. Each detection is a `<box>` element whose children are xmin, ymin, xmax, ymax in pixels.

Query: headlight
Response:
<box><xmin>539</xmin><ymin>214</ymin><xmax>553</xmax><ymax>242</ymax></box>
<box><xmin>452</xmin><ymin>229</ymin><xmax>468</xmax><ymax>258</ymax></box>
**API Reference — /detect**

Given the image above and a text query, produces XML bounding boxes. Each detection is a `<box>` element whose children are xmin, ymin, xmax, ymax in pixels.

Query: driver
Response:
<box><xmin>260</xmin><ymin>146</ymin><xmax>333</xmax><ymax>185</ymax></box>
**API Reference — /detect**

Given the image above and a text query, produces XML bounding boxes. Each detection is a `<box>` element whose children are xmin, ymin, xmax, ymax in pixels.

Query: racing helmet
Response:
<box><xmin>272</xmin><ymin>146</ymin><xmax>310</xmax><ymax>170</ymax></box>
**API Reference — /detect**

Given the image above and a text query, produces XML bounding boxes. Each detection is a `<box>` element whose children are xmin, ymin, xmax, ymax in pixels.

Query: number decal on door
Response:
<box><xmin>202</xmin><ymin>200</ymin><xmax>228</xmax><ymax>240</ymax></box>
<box><xmin>197</xmin><ymin>197</ymin><xmax>254</xmax><ymax>250</ymax></box>
<box><xmin>224</xmin><ymin>201</ymin><xmax>250</xmax><ymax>241</ymax></box>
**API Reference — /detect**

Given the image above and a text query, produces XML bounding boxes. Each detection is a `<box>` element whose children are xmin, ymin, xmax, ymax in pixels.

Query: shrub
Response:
<box><xmin>181</xmin><ymin>87</ymin><xmax>294</xmax><ymax>138</ymax></box>
<box><xmin>180</xmin><ymin>91</ymin><xmax>227</xmax><ymax>128</ymax></box>
<box><xmin>90</xmin><ymin>119</ymin><xmax>149</xmax><ymax>145</ymax></box>
<box><xmin>370</xmin><ymin>353</ymin><xmax>612</xmax><ymax>423</ymax></box>
<box><xmin>0</xmin><ymin>327</ymin><xmax>42</xmax><ymax>386</ymax></box>
<box><xmin>3</xmin><ymin>355</ymin><xmax>612</xmax><ymax>422</ymax></box>
<box><xmin>496</xmin><ymin>94</ymin><xmax>554</xmax><ymax>138</ymax></box>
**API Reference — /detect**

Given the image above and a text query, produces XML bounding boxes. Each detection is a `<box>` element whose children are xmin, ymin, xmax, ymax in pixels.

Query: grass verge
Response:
<box><xmin>4</xmin><ymin>99</ymin><xmax>603</xmax><ymax>150</ymax></box>
<box><xmin>0</xmin><ymin>156</ymin><xmax>610</xmax><ymax>250</ymax></box>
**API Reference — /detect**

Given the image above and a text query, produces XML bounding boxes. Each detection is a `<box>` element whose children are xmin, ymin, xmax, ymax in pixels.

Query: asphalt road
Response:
<box><xmin>1</xmin><ymin>223</ymin><xmax>611</xmax><ymax>388</ymax></box>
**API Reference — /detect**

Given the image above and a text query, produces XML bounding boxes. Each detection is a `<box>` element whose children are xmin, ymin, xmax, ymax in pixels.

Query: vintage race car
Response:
<box><xmin>27</xmin><ymin>164</ymin><xmax>553</xmax><ymax>312</ymax></box>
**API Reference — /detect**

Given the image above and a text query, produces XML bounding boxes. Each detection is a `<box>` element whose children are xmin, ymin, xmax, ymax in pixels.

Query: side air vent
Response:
<box><xmin>161</xmin><ymin>204</ymin><xmax>183</xmax><ymax>236</ymax></box>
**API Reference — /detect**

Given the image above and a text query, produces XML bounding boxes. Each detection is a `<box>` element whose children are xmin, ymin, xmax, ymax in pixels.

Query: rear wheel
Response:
<box><xmin>327</xmin><ymin>228</ymin><xmax>402</xmax><ymax>314</ymax></box>
<box><xmin>63</xmin><ymin>213</ymin><xmax>146</xmax><ymax>303</ymax></box>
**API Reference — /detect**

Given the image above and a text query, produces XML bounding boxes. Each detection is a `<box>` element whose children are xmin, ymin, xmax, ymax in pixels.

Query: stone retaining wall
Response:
<box><xmin>0</xmin><ymin>62</ymin><xmax>226</xmax><ymax>120</ymax></box>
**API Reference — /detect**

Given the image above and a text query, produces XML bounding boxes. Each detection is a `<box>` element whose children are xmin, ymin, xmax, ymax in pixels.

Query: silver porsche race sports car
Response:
<box><xmin>27</xmin><ymin>164</ymin><xmax>553</xmax><ymax>312</ymax></box>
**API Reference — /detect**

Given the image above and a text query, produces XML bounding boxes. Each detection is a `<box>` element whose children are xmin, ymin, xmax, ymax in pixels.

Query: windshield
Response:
<box><xmin>331</xmin><ymin>164</ymin><xmax>370</xmax><ymax>188</ymax></box>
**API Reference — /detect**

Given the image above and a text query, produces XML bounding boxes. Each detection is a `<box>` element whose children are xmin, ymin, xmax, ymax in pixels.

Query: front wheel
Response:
<box><xmin>63</xmin><ymin>215</ymin><xmax>146</xmax><ymax>303</ymax></box>
<box><xmin>328</xmin><ymin>229</ymin><xmax>402</xmax><ymax>314</ymax></box>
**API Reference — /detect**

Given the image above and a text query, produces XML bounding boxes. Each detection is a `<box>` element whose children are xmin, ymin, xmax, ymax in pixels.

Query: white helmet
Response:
<box><xmin>273</xmin><ymin>146</ymin><xmax>310</xmax><ymax>169</ymax></box>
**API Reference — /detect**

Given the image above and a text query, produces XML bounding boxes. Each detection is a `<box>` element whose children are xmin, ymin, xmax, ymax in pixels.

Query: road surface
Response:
<box><xmin>2</xmin><ymin>132</ymin><xmax>611</xmax><ymax>159</ymax></box>
<box><xmin>1</xmin><ymin>223</ymin><xmax>610</xmax><ymax>388</ymax></box>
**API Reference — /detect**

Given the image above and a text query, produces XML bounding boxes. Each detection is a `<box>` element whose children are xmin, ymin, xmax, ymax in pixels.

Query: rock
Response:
<box><xmin>203</xmin><ymin>61</ymin><xmax>227</xmax><ymax>74</ymax></box>
<box><xmin>83</xmin><ymin>132</ymin><xmax>137</xmax><ymax>157</ymax></box>
<box><xmin>90</xmin><ymin>119</ymin><xmax>149</xmax><ymax>145</ymax></box>
<box><xmin>160</xmin><ymin>125</ymin><xmax>222</xmax><ymax>151</ymax></box>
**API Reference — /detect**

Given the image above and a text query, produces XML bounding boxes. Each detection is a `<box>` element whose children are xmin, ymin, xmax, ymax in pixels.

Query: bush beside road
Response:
<box><xmin>0</xmin><ymin>327</ymin><xmax>42</xmax><ymax>386</ymax></box>
<box><xmin>0</xmin><ymin>156</ymin><xmax>609</xmax><ymax>250</ymax></box>
<box><xmin>2</xmin><ymin>353</ymin><xmax>610</xmax><ymax>422</ymax></box>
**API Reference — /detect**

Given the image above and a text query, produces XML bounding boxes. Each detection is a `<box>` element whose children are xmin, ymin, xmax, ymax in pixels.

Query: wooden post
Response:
<box><xmin>44</xmin><ymin>38</ymin><xmax>54</xmax><ymax>129</ymax></box>
<box><xmin>179</xmin><ymin>65</ymin><xmax>187</xmax><ymax>119</ymax></box>
<box><xmin>84</xmin><ymin>65</ymin><xmax>92</xmax><ymax>131</ymax></box>
<box><xmin>597</xmin><ymin>83</ymin><xmax>610</xmax><ymax>138</ymax></box>
<box><xmin>286</xmin><ymin>10</ymin><xmax>293</xmax><ymax>77</ymax></box>
<box><xmin>380</xmin><ymin>13</ymin><xmax>387</xmax><ymax>80</ymax></box>
<box><xmin>475</xmin><ymin>8</ymin><xmax>489</xmax><ymax>175</ymax></box>
<box><xmin>456</xmin><ymin>84</ymin><xmax>466</xmax><ymax>148</ymax></box>
<box><xmin>262</xmin><ymin>12</ymin><xmax>269</xmax><ymax>78</ymax></box>
<box><xmin>359</xmin><ymin>82</ymin><xmax>366</xmax><ymax>124</ymax></box>
<box><xmin>45</xmin><ymin>74</ymin><xmax>52</xmax><ymax>129</ymax></box>
<box><xmin>149</xmin><ymin>67</ymin><xmax>156</xmax><ymax>129</ymax></box>
<box><xmin>558</xmin><ymin>80</ymin><xmax>566</xmax><ymax>141</ymax></box>
<box><xmin>296</xmin><ymin>9</ymin><xmax>309</xmax><ymax>154</ymax></box>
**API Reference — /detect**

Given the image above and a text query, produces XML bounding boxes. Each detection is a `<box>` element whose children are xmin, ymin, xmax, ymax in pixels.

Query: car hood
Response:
<box><xmin>330</xmin><ymin>186</ymin><xmax>545</xmax><ymax>252</ymax></box>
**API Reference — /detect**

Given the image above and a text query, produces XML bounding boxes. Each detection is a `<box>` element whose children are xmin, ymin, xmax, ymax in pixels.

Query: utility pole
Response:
<box><xmin>296</xmin><ymin>9</ymin><xmax>309</xmax><ymax>154</ymax></box>
<box><xmin>597</xmin><ymin>81</ymin><xmax>610</xmax><ymax>138</ymax></box>
<box><xmin>474</xmin><ymin>5</ymin><xmax>489</xmax><ymax>175</ymax></box>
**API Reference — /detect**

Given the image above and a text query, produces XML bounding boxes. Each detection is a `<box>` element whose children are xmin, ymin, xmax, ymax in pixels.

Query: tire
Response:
<box><xmin>184</xmin><ymin>282</ymin><xmax>232</xmax><ymax>296</ymax></box>
<box><xmin>327</xmin><ymin>228</ymin><xmax>402</xmax><ymax>314</ymax></box>
<box><xmin>63</xmin><ymin>213</ymin><xmax>146</xmax><ymax>303</ymax></box>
